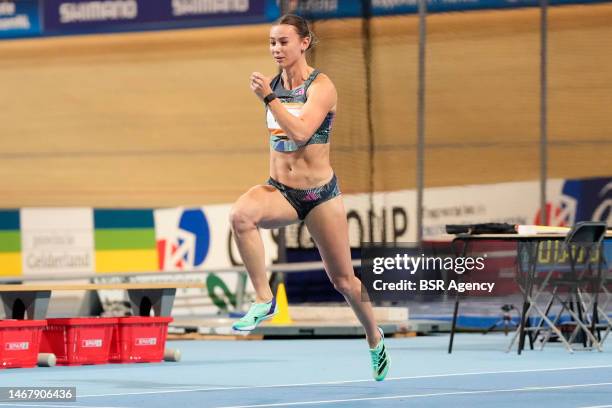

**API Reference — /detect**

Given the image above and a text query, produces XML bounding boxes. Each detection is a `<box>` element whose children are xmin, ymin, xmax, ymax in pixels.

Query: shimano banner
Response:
<box><xmin>43</xmin><ymin>0</ymin><xmax>276</xmax><ymax>35</ymax></box>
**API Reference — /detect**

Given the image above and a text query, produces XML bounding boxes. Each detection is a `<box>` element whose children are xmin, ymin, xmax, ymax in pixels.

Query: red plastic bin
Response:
<box><xmin>110</xmin><ymin>316</ymin><xmax>173</xmax><ymax>363</ymax></box>
<box><xmin>40</xmin><ymin>317</ymin><xmax>117</xmax><ymax>366</ymax></box>
<box><xmin>0</xmin><ymin>319</ymin><xmax>46</xmax><ymax>369</ymax></box>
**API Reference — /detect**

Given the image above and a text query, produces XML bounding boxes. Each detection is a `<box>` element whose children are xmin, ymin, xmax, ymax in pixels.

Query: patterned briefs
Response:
<box><xmin>267</xmin><ymin>174</ymin><xmax>341</xmax><ymax>220</ymax></box>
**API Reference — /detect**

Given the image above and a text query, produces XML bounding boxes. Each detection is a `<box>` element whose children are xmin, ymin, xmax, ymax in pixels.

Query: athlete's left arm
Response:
<box><xmin>251</xmin><ymin>72</ymin><xmax>337</xmax><ymax>145</ymax></box>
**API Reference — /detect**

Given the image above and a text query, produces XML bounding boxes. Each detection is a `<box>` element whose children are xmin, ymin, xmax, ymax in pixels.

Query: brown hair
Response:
<box><xmin>276</xmin><ymin>14</ymin><xmax>318</xmax><ymax>51</ymax></box>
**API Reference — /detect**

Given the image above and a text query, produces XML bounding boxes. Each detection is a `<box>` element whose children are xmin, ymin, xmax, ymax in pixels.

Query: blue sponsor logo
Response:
<box><xmin>56</xmin><ymin>0</ymin><xmax>139</xmax><ymax>24</ymax></box>
<box><xmin>178</xmin><ymin>209</ymin><xmax>211</xmax><ymax>267</ymax></box>
<box><xmin>0</xmin><ymin>0</ymin><xmax>41</xmax><ymax>38</ymax></box>
<box><xmin>171</xmin><ymin>0</ymin><xmax>251</xmax><ymax>17</ymax></box>
<box><xmin>562</xmin><ymin>177</ymin><xmax>612</xmax><ymax>226</ymax></box>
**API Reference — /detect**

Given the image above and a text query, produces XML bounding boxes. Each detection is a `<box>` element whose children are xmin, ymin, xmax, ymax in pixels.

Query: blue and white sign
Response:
<box><xmin>288</xmin><ymin>0</ymin><xmax>611</xmax><ymax>18</ymax></box>
<box><xmin>0</xmin><ymin>1</ymin><xmax>41</xmax><ymax>38</ymax></box>
<box><xmin>561</xmin><ymin>177</ymin><xmax>612</xmax><ymax>226</ymax></box>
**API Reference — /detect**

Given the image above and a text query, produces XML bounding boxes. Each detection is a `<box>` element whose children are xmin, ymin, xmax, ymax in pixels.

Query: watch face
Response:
<box><xmin>265</xmin><ymin>94</ymin><xmax>277</xmax><ymax>104</ymax></box>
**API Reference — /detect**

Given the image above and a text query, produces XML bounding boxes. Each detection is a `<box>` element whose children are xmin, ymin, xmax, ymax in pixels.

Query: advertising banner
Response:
<box><xmin>0</xmin><ymin>0</ymin><xmax>41</xmax><ymax>39</ymax></box>
<box><xmin>20</xmin><ymin>208</ymin><xmax>95</xmax><ymax>278</ymax></box>
<box><xmin>288</xmin><ymin>0</ymin><xmax>612</xmax><ymax>19</ymax></box>
<box><xmin>43</xmin><ymin>0</ymin><xmax>274</xmax><ymax>35</ymax></box>
<box><xmin>144</xmin><ymin>205</ymin><xmax>278</xmax><ymax>315</ymax></box>
<box><xmin>0</xmin><ymin>210</ymin><xmax>22</xmax><ymax>277</ymax></box>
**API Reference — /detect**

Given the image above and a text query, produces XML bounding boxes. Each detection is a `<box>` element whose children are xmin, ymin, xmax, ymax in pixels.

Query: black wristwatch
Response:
<box><xmin>263</xmin><ymin>92</ymin><xmax>277</xmax><ymax>106</ymax></box>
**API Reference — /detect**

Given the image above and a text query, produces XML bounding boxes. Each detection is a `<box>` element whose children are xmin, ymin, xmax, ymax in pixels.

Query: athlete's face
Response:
<box><xmin>269</xmin><ymin>24</ymin><xmax>310</xmax><ymax>67</ymax></box>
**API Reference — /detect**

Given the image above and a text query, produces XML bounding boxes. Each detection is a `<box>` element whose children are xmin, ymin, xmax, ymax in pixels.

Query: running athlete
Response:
<box><xmin>230</xmin><ymin>14</ymin><xmax>390</xmax><ymax>381</ymax></box>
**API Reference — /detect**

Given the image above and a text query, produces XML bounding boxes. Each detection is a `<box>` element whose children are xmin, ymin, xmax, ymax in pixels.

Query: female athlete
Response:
<box><xmin>229</xmin><ymin>14</ymin><xmax>390</xmax><ymax>381</ymax></box>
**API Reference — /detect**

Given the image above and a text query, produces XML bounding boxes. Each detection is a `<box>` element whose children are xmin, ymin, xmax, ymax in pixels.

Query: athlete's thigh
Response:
<box><xmin>304</xmin><ymin>196</ymin><xmax>354</xmax><ymax>278</ymax></box>
<box><xmin>234</xmin><ymin>184</ymin><xmax>300</xmax><ymax>229</ymax></box>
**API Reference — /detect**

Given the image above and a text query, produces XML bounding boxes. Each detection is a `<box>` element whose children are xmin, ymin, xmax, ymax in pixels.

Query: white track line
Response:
<box><xmin>0</xmin><ymin>404</ymin><xmax>128</xmax><ymax>408</ymax></box>
<box><xmin>213</xmin><ymin>382</ymin><xmax>612</xmax><ymax>408</ymax></box>
<box><xmin>77</xmin><ymin>365</ymin><xmax>612</xmax><ymax>398</ymax></box>
<box><xmin>578</xmin><ymin>405</ymin><xmax>612</xmax><ymax>408</ymax></box>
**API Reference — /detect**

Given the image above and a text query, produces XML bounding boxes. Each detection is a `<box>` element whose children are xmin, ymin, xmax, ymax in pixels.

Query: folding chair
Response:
<box><xmin>506</xmin><ymin>222</ymin><xmax>608</xmax><ymax>353</ymax></box>
<box><xmin>535</xmin><ymin>222</ymin><xmax>607</xmax><ymax>351</ymax></box>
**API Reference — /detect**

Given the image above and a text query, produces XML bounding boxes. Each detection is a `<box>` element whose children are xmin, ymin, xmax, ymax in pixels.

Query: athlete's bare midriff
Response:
<box><xmin>266</xmin><ymin>68</ymin><xmax>337</xmax><ymax>189</ymax></box>
<box><xmin>269</xmin><ymin>141</ymin><xmax>333</xmax><ymax>189</ymax></box>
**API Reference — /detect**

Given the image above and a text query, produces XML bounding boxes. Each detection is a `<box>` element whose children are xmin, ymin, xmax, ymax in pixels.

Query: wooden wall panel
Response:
<box><xmin>0</xmin><ymin>4</ymin><xmax>610</xmax><ymax>207</ymax></box>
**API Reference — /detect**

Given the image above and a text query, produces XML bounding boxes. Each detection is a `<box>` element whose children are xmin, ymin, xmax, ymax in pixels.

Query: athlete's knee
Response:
<box><xmin>229</xmin><ymin>204</ymin><xmax>258</xmax><ymax>234</ymax></box>
<box><xmin>330</xmin><ymin>275</ymin><xmax>355</xmax><ymax>296</ymax></box>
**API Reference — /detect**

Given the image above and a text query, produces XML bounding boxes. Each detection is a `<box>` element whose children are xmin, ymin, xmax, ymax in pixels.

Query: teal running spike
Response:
<box><xmin>232</xmin><ymin>298</ymin><xmax>277</xmax><ymax>332</ymax></box>
<box><xmin>369</xmin><ymin>327</ymin><xmax>390</xmax><ymax>381</ymax></box>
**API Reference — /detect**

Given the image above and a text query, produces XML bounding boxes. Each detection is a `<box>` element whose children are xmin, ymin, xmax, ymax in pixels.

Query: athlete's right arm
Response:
<box><xmin>253</xmin><ymin>73</ymin><xmax>337</xmax><ymax>145</ymax></box>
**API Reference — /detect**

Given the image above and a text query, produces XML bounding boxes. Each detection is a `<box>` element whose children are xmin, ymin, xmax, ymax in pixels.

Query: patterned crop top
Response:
<box><xmin>267</xmin><ymin>69</ymin><xmax>335</xmax><ymax>153</ymax></box>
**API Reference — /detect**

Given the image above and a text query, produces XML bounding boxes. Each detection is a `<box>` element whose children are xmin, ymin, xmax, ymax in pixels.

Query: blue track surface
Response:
<box><xmin>1</xmin><ymin>333</ymin><xmax>612</xmax><ymax>407</ymax></box>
